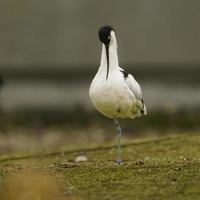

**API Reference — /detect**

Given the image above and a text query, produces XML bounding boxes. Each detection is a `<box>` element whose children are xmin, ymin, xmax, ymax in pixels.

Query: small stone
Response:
<box><xmin>180</xmin><ymin>155</ymin><xmax>184</xmax><ymax>159</ymax></box>
<box><xmin>176</xmin><ymin>167</ymin><xmax>181</xmax><ymax>171</ymax></box>
<box><xmin>184</xmin><ymin>157</ymin><xmax>190</xmax><ymax>162</ymax></box>
<box><xmin>75</xmin><ymin>155</ymin><xmax>88</xmax><ymax>163</ymax></box>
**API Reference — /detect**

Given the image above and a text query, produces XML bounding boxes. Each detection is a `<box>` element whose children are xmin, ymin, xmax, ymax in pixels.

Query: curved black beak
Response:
<box><xmin>105</xmin><ymin>43</ymin><xmax>109</xmax><ymax>80</ymax></box>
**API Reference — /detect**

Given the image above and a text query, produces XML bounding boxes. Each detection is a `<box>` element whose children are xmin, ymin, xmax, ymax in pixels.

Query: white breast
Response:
<box><xmin>89</xmin><ymin>70</ymin><xmax>136</xmax><ymax>118</ymax></box>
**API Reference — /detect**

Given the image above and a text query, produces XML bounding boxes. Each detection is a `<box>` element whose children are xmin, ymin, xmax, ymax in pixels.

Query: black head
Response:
<box><xmin>98</xmin><ymin>25</ymin><xmax>114</xmax><ymax>45</ymax></box>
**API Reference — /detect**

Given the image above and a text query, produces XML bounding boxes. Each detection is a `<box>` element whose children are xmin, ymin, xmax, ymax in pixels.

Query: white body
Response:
<box><xmin>89</xmin><ymin>31</ymin><xmax>147</xmax><ymax>119</ymax></box>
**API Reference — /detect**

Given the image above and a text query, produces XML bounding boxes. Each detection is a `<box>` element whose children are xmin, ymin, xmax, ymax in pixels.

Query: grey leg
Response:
<box><xmin>114</xmin><ymin>119</ymin><xmax>122</xmax><ymax>165</ymax></box>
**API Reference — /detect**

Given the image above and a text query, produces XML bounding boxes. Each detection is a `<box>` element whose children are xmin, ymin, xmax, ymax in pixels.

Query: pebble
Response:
<box><xmin>75</xmin><ymin>155</ymin><xmax>88</xmax><ymax>163</ymax></box>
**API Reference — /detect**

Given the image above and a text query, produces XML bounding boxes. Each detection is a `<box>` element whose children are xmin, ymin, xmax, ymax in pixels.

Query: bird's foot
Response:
<box><xmin>117</xmin><ymin>159</ymin><xmax>123</xmax><ymax>166</ymax></box>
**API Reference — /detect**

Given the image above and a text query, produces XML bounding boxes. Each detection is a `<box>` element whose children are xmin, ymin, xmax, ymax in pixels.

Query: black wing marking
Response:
<box><xmin>120</xmin><ymin>67</ymin><xmax>147</xmax><ymax>115</ymax></box>
<box><xmin>120</xmin><ymin>69</ymin><xmax>129</xmax><ymax>79</ymax></box>
<box><xmin>120</xmin><ymin>67</ymin><xmax>142</xmax><ymax>100</ymax></box>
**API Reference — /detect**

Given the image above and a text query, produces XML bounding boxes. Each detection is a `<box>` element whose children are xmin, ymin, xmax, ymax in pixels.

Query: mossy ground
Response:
<box><xmin>0</xmin><ymin>133</ymin><xmax>200</xmax><ymax>200</ymax></box>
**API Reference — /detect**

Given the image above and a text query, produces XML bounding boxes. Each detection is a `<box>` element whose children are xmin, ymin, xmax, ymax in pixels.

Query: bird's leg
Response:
<box><xmin>114</xmin><ymin>119</ymin><xmax>122</xmax><ymax>165</ymax></box>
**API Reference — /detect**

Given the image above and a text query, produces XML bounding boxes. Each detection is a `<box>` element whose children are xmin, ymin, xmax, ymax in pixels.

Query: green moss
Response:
<box><xmin>1</xmin><ymin>134</ymin><xmax>200</xmax><ymax>199</ymax></box>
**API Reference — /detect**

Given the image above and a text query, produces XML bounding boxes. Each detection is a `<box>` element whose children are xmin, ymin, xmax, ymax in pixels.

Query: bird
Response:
<box><xmin>89</xmin><ymin>25</ymin><xmax>147</xmax><ymax>165</ymax></box>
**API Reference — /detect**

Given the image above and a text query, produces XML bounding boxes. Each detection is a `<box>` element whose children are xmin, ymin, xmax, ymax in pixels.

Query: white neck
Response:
<box><xmin>99</xmin><ymin>31</ymin><xmax>119</xmax><ymax>75</ymax></box>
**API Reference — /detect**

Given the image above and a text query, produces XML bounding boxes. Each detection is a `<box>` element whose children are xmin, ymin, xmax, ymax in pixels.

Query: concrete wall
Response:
<box><xmin>0</xmin><ymin>0</ymin><xmax>200</xmax><ymax>70</ymax></box>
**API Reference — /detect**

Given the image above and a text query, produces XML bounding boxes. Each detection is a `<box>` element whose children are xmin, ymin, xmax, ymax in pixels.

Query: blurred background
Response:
<box><xmin>0</xmin><ymin>0</ymin><xmax>200</xmax><ymax>153</ymax></box>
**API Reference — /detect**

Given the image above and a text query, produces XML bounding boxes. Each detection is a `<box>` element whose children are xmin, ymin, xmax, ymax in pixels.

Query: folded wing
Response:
<box><xmin>120</xmin><ymin>67</ymin><xmax>147</xmax><ymax>116</ymax></box>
